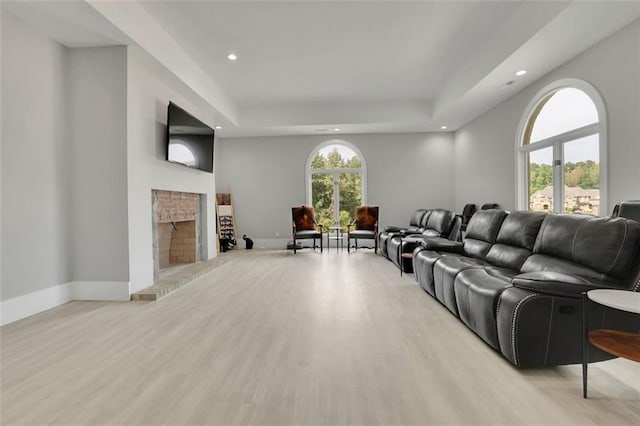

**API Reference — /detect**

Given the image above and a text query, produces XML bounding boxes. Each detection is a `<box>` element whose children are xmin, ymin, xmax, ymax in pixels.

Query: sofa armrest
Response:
<box><xmin>402</xmin><ymin>235</ymin><xmax>427</xmax><ymax>244</ymax></box>
<box><xmin>384</xmin><ymin>225</ymin><xmax>404</xmax><ymax>232</ymax></box>
<box><xmin>512</xmin><ymin>271</ymin><xmax>618</xmax><ymax>298</ymax></box>
<box><xmin>400</xmin><ymin>229</ymin><xmax>422</xmax><ymax>236</ymax></box>
<box><xmin>419</xmin><ymin>237</ymin><xmax>463</xmax><ymax>253</ymax></box>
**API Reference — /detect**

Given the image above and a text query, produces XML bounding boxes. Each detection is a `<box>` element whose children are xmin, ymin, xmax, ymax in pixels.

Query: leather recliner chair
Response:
<box><xmin>378</xmin><ymin>208</ymin><xmax>428</xmax><ymax>257</ymax></box>
<box><xmin>387</xmin><ymin>209</ymin><xmax>457</xmax><ymax>273</ymax></box>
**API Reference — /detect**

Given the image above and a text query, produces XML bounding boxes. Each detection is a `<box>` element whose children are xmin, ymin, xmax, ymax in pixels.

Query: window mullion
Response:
<box><xmin>553</xmin><ymin>143</ymin><xmax>563</xmax><ymax>213</ymax></box>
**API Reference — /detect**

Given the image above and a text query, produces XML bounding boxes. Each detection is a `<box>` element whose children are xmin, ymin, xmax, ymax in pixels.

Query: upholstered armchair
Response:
<box><xmin>291</xmin><ymin>206</ymin><xmax>323</xmax><ymax>254</ymax></box>
<box><xmin>347</xmin><ymin>206</ymin><xmax>379</xmax><ymax>253</ymax></box>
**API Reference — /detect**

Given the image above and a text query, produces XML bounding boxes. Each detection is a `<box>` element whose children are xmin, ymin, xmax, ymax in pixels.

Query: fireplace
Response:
<box><xmin>152</xmin><ymin>190</ymin><xmax>203</xmax><ymax>279</ymax></box>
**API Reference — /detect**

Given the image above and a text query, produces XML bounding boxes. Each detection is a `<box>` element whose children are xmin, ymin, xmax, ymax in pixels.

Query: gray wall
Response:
<box><xmin>1</xmin><ymin>11</ymin><xmax>72</xmax><ymax>300</ymax></box>
<box><xmin>68</xmin><ymin>47</ymin><xmax>129</xmax><ymax>282</ymax></box>
<box><xmin>216</xmin><ymin>133</ymin><xmax>454</xmax><ymax>247</ymax></box>
<box><xmin>126</xmin><ymin>47</ymin><xmax>218</xmax><ymax>292</ymax></box>
<box><xmin>454</xmin><ymin>20</ymin><xmax>640</xmax><ymax>213</ymax></box>
<box><xmin>1</xmin><ymin>10</ymin><xmax>220</xmax><ymax>302</ymax></box>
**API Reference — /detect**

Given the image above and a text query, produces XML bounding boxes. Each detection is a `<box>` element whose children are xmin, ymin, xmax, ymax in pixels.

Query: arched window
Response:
<box><xmin>306</xmin><ymin>141</ymin><xmax>367</xmax><ymax>229</ymax></box>
<box><xmin>516</xmin><ymin>79</ymin><xmax>607</xmax><ymax>215</ymax></box>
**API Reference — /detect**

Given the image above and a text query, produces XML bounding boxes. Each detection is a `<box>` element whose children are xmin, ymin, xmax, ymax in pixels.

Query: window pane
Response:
<box><xmin>528</xmin><ymin>147</ymin><xmax>553</xmax><ymax>212</ymax></box>
<box><xmin>563</xmin><ymin>135</ymin><xmax>600</xmax><ymax>215</ymax></box>
<box><xmin>313</xmin><ymin>144</ymin><xmax>359</xmax><ymax>169</ymax></box>
<box><xmin>530</xmin><ymin>88</ymin><xmax>598</xmax><ymax>143</ymax></box>
<box><xmin>339</xmin><ymin>172</ymin><xmax>362</xmax><ymax>227</ymax></box>
<box><xmin>311</xmin><ymin>173</ymin><xmax>334</xmax><ymax>229</ymax></box>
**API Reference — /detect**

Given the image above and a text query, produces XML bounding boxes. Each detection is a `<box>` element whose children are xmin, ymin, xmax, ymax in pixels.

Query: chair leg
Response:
<box><xmin>293</xmin><ymin>236</ymin><xmax>297</xmax><ymax>254</ymax></box>
<box><xmin>320</xmin><ymin>234</ymin><xmax>323</xmax><ymax>253</ymax></box>
<box><xmin>375</xmin><ymin>238</ymin><xmax>378</xmax><ymax>254</ymax></box>
<box><xmin>348</xmin><ymin>234</ymin><xmax>351</xmax><ymax>253</ymax></box>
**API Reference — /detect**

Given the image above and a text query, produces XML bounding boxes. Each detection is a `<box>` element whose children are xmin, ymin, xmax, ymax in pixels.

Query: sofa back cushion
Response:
<box><xmin>418</xmin><ymin>209</ymin><xmax>433</xmax><ymax>229</ymax></box>
<box><xmin>485</xmin><ymin>211</ymin><xmax>546</xmax><ymax>270</ymax></box>
<box><xmin>522</xmin><ymin>214</ymin><xmax>640</xmax><ymax>284</ymax></box>
<box><xmin>422</xmin><ymin>209</ymin><xmax>456</xmax><ymax>237</ymax></box>
<box><xmin>463</xmin><ymin>209</ymin><xmax>508</xmax><ymax>259</ymax></box>
<box><xmin>409</xmin><ymin>209</ymin><xmax>428</xmax><ymax>227</ymax></box>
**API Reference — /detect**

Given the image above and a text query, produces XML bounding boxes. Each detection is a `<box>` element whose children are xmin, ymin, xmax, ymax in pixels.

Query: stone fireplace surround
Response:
<box><xmin>151</xmin><ymin>190</ymin><xmax>204</xmax><ymax>279</ymax></box>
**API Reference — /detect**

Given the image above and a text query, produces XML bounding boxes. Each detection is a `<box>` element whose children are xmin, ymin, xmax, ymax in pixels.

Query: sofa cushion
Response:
<box><xmin>494</xmin><ymin>211</ymin><xmax>546</xmax><ymax>250</ymax></box>
<box><xmin>409</xmin><ymin>208</ymin><xmax>429</xmax><ymax>227</ymax></box>
<box><xmin>455</xmin><ymin>267</ymin><xmax>517</xmax><ymax>349</ymax></box>
<box><xmin>485</xmin><ymin>244</ymin><xmax>532</xmax><ymax>272</ymax></box>
<box><xmin>413</xmin><ymin>249</ymin><xmax>451</xmax><ymax>296</ymax></box>
<box><xmin>425</xmin><ymin>209</ymin><xmax>456</xmax><ymax>236</ymax></box>
<box><xmin>418</xmin><ymin>210</ymin><xmax>433</xmax><ymax>228</ymax></box>
<box><xmin>465</xmin><ymin>209</ymin><xmax>508</xmax><ymax>242</ymax></box>
<box><xmin>463</xmin><ymin>210</ymin><xmax>508</xmax><ymax>259</ymax></box>
<box><xmin>531</xmin><ymin>214</ymin><xmax>640</xmax><ymax>281</ymax></box>
<box><xmin>484</xmin><ymin>211</ymin><xmax>546</xmax><ymax>270</ymax></box>
<box><xmin>433</xmin><ymin>256</ymin><xmax>487</xmax><ymax>316</ymax></box>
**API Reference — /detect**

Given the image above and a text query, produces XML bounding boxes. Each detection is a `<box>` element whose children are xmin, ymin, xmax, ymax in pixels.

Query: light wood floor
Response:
<box><xmin>1</xmin><ymin>249</ymin><xmax>639</xmax><ymax>425</ymax></box>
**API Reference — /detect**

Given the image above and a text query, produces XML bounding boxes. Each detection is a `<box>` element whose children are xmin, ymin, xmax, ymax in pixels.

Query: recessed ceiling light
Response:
<box><xmin>515</xmin><ymin>70</ymin><xmax>527</xmax><ymax>76</ymax></box>
<box><xmin>214</xmin><ymin>125</ymin><xmax>222</xmax><ymax>130</ymax></box>
<box><xmin>333</xmin><ymin>128</ymin><xmax>340</xmax><ymax>132</ymax></box>
<box><xmin>227</xmin><ymin>53</ymin><xmax>237</xmax><ymax>61</ymax></box>
<box><xmin>440</xmin><ymin>126</ymin><xmax>448</xmax><ymax>130</ymax></box>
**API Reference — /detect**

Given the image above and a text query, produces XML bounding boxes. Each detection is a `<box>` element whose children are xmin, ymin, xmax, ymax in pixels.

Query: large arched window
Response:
<box><xmin>306</xmin><ymin>141</ymin><xmax>367</xmax><ymax>229</ymax></box>
<box><xmin>517</xmin><ymin>79</ymin><xmax>607</xmax><ymax>215</ymax></box>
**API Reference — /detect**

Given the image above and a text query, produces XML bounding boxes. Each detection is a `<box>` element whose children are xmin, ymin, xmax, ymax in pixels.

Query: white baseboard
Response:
<box><xmin>70</xmin><ymin>281</ymin><xmax>130</xmax><ymax>301</ymax></box>
<box><xmin>1</xmin><ymin>280</ymin><xmax>130</xmax><ymax>326</ymax></box>
<box><xmin>1</xmin><ymin>283</ymin><xmax>72</xmax><ymax>326</ymax></box>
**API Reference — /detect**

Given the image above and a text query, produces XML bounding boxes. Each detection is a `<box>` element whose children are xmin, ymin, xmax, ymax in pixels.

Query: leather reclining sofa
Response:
<box><xmin>378</xmin><ymin>208</ymin><xmax>428</xmax><ymax>258</ymax></box>
<box><xmin>379</xmin><ymin>209</ymin><xmax>458</xmax><ymax>272</ymax></box>
<box><xmin>412</xmin><ymin>209</ymin><xmax>640</xmax><ymax>367</ymax></box>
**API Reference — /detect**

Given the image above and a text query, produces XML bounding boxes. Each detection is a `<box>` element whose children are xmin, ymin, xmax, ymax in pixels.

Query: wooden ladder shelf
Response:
<box><xmin>215</xmin><ymin>187</ymin><xmax>237</xmax><ymax>252</ymax></box>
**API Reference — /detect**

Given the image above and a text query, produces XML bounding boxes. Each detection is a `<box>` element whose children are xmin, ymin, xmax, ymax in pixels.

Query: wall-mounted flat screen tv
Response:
<box><xmin>166</xmin><ymin>102</ymin><xmax>214</xmax><ymax>173</ymax></box>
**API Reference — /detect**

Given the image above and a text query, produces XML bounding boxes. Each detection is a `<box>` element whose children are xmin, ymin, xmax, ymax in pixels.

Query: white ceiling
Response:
<box><xmin>5</xmin><ymin>1</ymin><xmax>640</xmax><ymax>138</ymax></box>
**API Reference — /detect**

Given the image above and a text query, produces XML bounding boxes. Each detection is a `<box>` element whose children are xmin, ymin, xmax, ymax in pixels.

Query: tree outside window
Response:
<box><xmin>308</xmin><ymin>144</ymin><xmax>365</xmax><ymax>230</ymax></box>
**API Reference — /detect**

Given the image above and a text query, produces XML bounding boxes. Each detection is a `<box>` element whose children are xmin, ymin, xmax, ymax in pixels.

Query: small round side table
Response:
<box><xmin>582</xmin><ymin>289</ymin><xmax>640</xmax><ymax>398</ymax></box>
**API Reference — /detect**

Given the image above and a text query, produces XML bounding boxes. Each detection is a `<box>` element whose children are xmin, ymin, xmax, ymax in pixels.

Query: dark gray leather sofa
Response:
<box><xmin>413</xmin><ymin>209</ymin><xmax>640</xmax><ymax>367</ymax></box>
<box><xmin>378</xmin><ymin>208</ymin><xmax>428</xmax><ymax>258</ymax></box>
<box><xmin>385</xmin><ymin>209</ymin><xmax>457</xmax><ymax>273</ymax></box>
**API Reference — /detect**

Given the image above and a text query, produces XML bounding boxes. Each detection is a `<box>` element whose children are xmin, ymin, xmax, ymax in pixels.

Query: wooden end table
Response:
<box><xmin>582</xmin><ymin>289</ymin><xmax>640</xmax><ymax>398</ymax></box>
<box><xmin>399</xmin><ymin>238</ymin><xmax>416</xmax><ymax>276</ymax></box>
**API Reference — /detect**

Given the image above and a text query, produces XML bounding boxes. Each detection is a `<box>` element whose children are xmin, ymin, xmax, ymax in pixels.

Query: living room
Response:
<box><xmin>1</xmin><ymin>1</ymin><xmax>639</xmax><ymax>424</ymax></box>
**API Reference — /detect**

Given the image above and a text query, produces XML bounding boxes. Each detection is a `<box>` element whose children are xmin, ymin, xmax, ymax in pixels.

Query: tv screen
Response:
<box><xmin>166</xmin><ymin>102</ymin><xmax>214</xmax><ymax>173</ymax></box>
